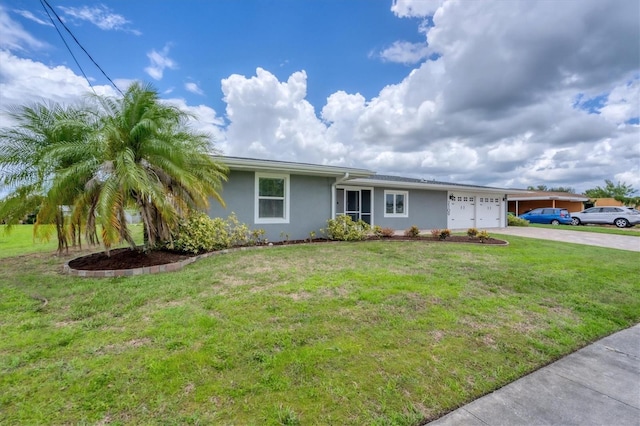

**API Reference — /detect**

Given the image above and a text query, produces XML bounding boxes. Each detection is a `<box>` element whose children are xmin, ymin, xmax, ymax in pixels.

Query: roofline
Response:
<box><xmin>346</xmin><ymin>177</ymin><xmax>511</xmax><ymax>193</ymax></box>
<box><xmin>507</xmin><ymin>195</ymin><xmax>589</xmax><ymax>202</ymax></box>
<box><xmin>214</xmin><ymin>156</ymin><xmax>374</xmax><ymax>178</ymax></box>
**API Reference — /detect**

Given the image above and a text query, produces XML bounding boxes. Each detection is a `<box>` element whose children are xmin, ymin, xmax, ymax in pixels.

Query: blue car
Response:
<box><xmin>519</xmin><ymin>208</ymin><xmax>573</xmax><ymax>225</ymax></box>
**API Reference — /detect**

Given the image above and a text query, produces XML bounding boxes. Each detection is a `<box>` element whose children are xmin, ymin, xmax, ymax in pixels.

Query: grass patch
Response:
<box><xmin>0</xmin><ymin>224</ymin><xmax>145</xmax><ymax>259</ymax></box>
<box><xmin>1</xmin><ymin>236</ymin><xmax>639</xmax><ymax>424</ymax></box>
<box><xmin>530</xmin><ymin>223</ymin><xmax>640</xmax><ymax>236</ymax></box>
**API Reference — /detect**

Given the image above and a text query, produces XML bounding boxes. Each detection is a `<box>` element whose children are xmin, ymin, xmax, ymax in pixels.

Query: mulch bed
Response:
<box><xmin>67</xmin><ymin>248</ymin><xmax>194</xmax><ymax>271</ymax></box>
<box><xmin>67</xmin><ymin>235</ymin><xmax>507</xmax><ymax>271</ymax></box>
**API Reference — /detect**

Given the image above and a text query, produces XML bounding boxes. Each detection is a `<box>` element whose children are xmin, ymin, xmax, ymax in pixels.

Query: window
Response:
<box><xmin>384</xmin><ymin>190</ymin><xmax>408</xmax><ymax>217</ymax></box>
<box><xmin>255</xmin><ymin>173</ymin><xmax>289</xmax><ymax>223</ymax></box>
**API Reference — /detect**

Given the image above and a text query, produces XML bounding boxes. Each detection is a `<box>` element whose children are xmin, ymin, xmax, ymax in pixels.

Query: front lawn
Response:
<box><xmin>1</xmin><ymin>237</ymin><xmax>639</xmax><ymax>425</ymax></box>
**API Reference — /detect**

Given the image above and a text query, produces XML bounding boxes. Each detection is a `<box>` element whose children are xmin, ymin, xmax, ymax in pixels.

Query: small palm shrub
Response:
<box><xmin>467</xmin><ymin>228</ymin><xmax>478</xmax><ymax>237</ymax></box>
<box><xmin>404</xmin><ymin>225</ymin><xmax>421</xmax><ymax>238</ymax></box>
<box><xmin>324</xmin><ymin>215</ymin><xmax>370</xmax><ymax>241</ymax></box>
<box><xmin>439</xmin><ymin>229</ymin><xmax>451</xmax><ymax>240</ymax></box>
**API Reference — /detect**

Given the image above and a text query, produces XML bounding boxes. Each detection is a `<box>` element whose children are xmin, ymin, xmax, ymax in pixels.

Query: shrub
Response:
<box><xmin>325</xmin><ymin>215</ymin><xmax>370</xmax><ymax>241</ymax></box>
<box><xmin>430</xmin><ymin>229</ymin><xmax>441</xmax><ymax>239</ymax></box>
<box><xmin>381</xmin><ymin>227</ymin><xmax>395</xmax><ymax>238</ymax></box>
<box><xmin>477</xmin><ymin>230</ymin><xmax>491</xmax><ymax>242</ymax></box>
<box><xmin>170</xmin><ymin>212</ymin><xmax>263</xmax><ymax>253</ymax></box>
<box><xmin>372</xmin><ymin>225</ymin><xmax>383</xmax><ymax>238</ymax></box>
<box><xmin>404</xmin><ymin>225</ymin><xmax>421</xmax><ymax>238</ymax></box>
<box><xmin>508</xmin><ymin>214</ymin><xmax>530</xmax><ymax>227</ymax></box>
<box><xmin>439</xmin><ymin>229</ymin><xmax>451</xmax><ymax>240</ymax></box>
<box><xmin>170</xmin><ymin>212</ymin><xmax>230</xmax><ymax>253</ymax></box>
<box><xmin>467</xmin><ymin>228</ymin><xmax>478</xmax><ymax>237</ymax></box>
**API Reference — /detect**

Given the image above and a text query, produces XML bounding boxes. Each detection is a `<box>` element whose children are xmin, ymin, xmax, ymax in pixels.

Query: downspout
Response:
<box><xmin>331</xmin><ymin>173</ymin><xmax>350</xmax><ymax>219</ymax></box>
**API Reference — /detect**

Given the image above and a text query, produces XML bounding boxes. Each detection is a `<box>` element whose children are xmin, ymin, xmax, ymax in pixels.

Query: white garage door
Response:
<box><xmin>477</xmin><ymin>195</ymin><xmax>502</xmax><ymax>228</ymax></box>
<box><xmin>448</xmin><ymin>194</ymin><xmax>476</xmax><ymax>229</ymax></box>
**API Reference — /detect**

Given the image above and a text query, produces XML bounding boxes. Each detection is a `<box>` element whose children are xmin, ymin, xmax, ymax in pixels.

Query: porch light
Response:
<box><xmin>449</xmin><ymin>194</ymin><xmax>455</xmax><ymax>201</ymax></box>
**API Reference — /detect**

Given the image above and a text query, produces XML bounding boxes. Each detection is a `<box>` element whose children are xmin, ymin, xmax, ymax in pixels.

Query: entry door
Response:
<box><xmin>345</xmin><ymin>189</ymin><xmax>372</xmax><ymax>224</ymax></box>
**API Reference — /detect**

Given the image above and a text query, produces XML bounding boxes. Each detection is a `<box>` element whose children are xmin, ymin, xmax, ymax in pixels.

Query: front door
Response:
<box><xmin>344</xmin><ymin>189</ymin><xmax>372</xmax><ymax>224</ymax></box>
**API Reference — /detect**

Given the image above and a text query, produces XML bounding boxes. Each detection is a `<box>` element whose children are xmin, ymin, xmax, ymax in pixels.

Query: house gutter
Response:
<box><xmin>331</xmin><ymin>173</ymin><xmax>350</xmax><ymax>219</ymax></box>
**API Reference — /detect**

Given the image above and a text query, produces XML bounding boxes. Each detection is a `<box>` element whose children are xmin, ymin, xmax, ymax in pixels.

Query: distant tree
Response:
<box><xmin>584</xmin><ymin>180</ymin><xmax>638</xmax><ymax>206</ymax></box>
<box><xmin>526</xmin><ymin>185</ymin><xmax>575</xmax><ymax>193</ymax></box>
<box><xmin>584</xmin><ymin>180</ymin><xmax>636</xmax><ymax>198</ymax></box>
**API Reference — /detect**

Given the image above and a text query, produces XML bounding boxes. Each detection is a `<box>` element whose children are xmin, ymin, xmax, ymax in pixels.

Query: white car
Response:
<box><xmin>571</xmin><ymin>206</ymin><xmax>640</xmax><ymax>228</ymax></box>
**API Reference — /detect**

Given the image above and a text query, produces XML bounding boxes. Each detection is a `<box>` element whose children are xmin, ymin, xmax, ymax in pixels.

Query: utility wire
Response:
<box><xmin>39</xmin><ymin>0</ymin><xmax>96</xmax><ymax>96</ymax></box>
<box><xmin>40</xmin><ymin>0</ymin><xmax>124</xmax><ymax>96</ymax></box>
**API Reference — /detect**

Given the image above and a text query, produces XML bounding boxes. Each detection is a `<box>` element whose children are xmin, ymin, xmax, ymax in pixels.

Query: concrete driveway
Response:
<box><xmin>492</xmin><ymin>227</ymin><xmax>640</xmax><ymax>252</ymax></box>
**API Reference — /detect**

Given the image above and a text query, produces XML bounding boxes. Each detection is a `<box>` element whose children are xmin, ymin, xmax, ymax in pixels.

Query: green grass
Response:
<box><xmin>530</xmin><ymin>223</ymin><xmax>640</xmax><ymax>236</ymax></box>
<box><xmin>0</xmin><ymin>224</ymin><xmax>145</xmax><ymax>259</ymax></box>
<box><xmin>1</xmin><ymin>233</ymin><xmax>639</xmax><ymax>425</ymax></box>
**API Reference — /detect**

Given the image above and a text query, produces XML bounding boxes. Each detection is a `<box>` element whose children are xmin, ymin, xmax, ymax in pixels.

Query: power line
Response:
<box><xmin>39</xmin><ymin>0</ymin><xmax>96</xmax><ymax>96</ymax></box>
<box><xmin>39</xmin><ymin>0</ymin><xmax>124</xmax><ymax>96</ymax></box>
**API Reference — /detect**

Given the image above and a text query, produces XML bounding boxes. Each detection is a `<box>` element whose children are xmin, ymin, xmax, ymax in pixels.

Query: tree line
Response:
<box><xmin>527</xmin><ymin>181</ymin><xmax>639</xmax><ymax>206</ymax></box>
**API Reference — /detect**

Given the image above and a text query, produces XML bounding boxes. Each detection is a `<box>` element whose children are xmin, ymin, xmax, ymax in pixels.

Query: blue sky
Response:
<box><xmin>1</xmin><ymin>0</ymin><xmax>639</xmax><ymax>193</ymax></box>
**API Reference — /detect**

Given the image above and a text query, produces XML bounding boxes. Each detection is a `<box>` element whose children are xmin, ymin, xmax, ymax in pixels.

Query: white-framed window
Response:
<box><xmin>384</xmin><ymin>190</ymin><xmax>408</xmax><ymax>217</ymax></box>
<box><xmin>255</xmin><ymin>173</ymin><xmax>290</xmax><ymax>224</ymax></box>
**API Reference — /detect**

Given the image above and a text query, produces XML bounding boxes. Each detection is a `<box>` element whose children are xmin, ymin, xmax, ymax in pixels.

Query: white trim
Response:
<box><xmin>218</xmin><ymin>156</ymin><xmax>373</xmax><ymax>178</ymax></box>
<box><xmin>254</xmin><ymin>172</ymin><xmax>290</xmax><ymax>224</ymax></box>
<box><xmin>383</xmin><ymin>190</ymin><xmax>409</xmax><ymax>218</ymax></box>
<box><xmin>347</xmin><ymin>177</ymin><xmax>516</xmax><ymax>194</ymax></box>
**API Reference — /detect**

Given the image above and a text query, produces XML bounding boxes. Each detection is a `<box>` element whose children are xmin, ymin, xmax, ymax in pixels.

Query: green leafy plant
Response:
<box><xmin>404</xmin><ymin>225</ymin><xmax>421</xmax><ymax>238</ymax></box>
<box><xmin>325</xmin><ymin>215</ymin><xmax>370</xmax><ymax>241</ymax></box>
<box><xmin>508</xmin><ymin>214</ymin><xmax>530</xmax><ymax>227</ymax></box>
<box><xmin>467</xmin><ymin>228</ymin><xmax>478</xmax><ymax>237</ymax></box>
<box><xmin>372</xmin><ymin>225</ymin><xmax>383</xmax><ymax>238</ymax></box>
<box><xmin>170</xmin><ymin>212</ymin><xmax>261</xmax><ymax>253</ymax></box>
<box><xmin>308</xmin><ymin>231</ymin><xmax>317</xmax><ymax>242</ymax></box>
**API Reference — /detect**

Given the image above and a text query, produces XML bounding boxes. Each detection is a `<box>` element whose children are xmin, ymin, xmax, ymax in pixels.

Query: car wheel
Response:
<box><xmin>551</xmin><ymin>219</ymin><xmax>560</xmax><ymax>225</ymax></box>
<box><xmin>571</xmin><ymin>217</ymin><xmax>580</xmax><ymax>226</ymax></box>
<box><xmin>614</xmin><ymin>218</ymin><xmax>629</xmax><ymax>228</ymax></box>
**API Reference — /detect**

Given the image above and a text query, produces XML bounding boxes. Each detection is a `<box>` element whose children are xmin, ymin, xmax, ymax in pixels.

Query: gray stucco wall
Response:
<box><xmin>370</xmin><ymin>187</ymin><xmax>448</xmax><ymax>230</ymax></box>
<box><xmin>207</xmin><ymin>170</ymin><xmax>335</xmax><ymax>242</ymax></box>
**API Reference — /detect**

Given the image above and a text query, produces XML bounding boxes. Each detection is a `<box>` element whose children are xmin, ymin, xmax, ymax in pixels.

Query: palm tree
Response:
<box><xmin>87</xmin><ymin>82</ymin><xmax>228</xmax><ymax>252</ymax></box>
<box><xmin>0</xmin><ymin>102</ymin><xmax>98</xmax><ymax>253</ymax></box>
<box><xmin>1</xmin><ymin>82</ymin><xmax>228</xmax><ymax>255</ymax></box>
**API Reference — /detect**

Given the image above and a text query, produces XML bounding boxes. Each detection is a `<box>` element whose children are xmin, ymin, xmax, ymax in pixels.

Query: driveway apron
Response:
<box><xmin>492</xmin><ymin>227</ymin><xmax>640</xmax><ymax>252</ymax></box>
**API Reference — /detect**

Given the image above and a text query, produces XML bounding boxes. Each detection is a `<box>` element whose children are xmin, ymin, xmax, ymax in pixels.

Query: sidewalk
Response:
<box><xmin>427</xmin><ymin>324</ymin><xmax>640</xmax><ymax>425</ymax></box>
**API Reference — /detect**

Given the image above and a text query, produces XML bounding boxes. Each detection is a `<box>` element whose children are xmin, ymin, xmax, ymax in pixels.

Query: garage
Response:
<box><xmin>448</xmin><ymin>192</ymin><xmax>504</xmax><ymax>229</ymax></box>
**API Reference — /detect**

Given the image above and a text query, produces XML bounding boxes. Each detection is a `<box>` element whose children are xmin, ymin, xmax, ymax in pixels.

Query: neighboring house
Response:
<box><xmin>592</xmin><ymin>198</ymin><xmax>626</xmax><ymax>208</ymax></box>
<box><xmin>507</xmin><ymin>191</ymin><xmax>588</xmax><ymax>215</ymax></box>
<box><xmin>207</xmin><ymin>157</ymin><xmax>512</xmax><ymax>242</ymax></box>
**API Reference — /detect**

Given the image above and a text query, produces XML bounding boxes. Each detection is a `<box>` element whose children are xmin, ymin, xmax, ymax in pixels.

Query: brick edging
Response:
<box><xmin>63</xmin><ymin>245</ymin><xmax>263</xmax><ymax>278</ymax></box>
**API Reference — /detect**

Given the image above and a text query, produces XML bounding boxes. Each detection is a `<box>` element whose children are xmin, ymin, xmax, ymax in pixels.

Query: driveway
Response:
<box><xmin>493</xmin><ymin>227</ymin><xmax>640</xmax><ymax>252</ymax></box>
